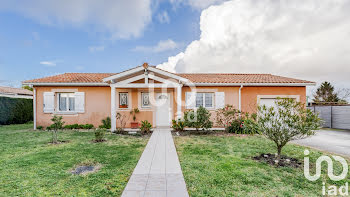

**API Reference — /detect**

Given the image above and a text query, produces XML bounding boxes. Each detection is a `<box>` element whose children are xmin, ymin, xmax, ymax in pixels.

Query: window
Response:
<box><xmin>196</xmin><ymin>93</ymin><xmax>214</xmax><ymax>108</ymax></box>
<box><xmin>119</xmin><ymin>93</ymin><xmax>128</xmax><ymax>108</ymax></box>
<box><xmin>141</xmin><ymin>92</ymin><xmax>150</xmax><ymax>108</ymax></box>
<box><xmin>58</xmin><ymin>93</ymin><xmax>75</xmax><ymax>112</ymax></box>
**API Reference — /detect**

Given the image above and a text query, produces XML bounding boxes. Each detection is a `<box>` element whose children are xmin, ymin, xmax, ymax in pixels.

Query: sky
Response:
<box><xmin>0</xmin><ymin>0</ymin><xmax>349</xmax><ymax>98</ymax></box>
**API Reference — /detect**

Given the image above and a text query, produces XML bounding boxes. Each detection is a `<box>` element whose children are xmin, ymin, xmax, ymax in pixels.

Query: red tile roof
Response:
<box><xmin>23</xmin><ymin>68</ymin><xmax>314</xmax><ymax>85</ymax></box>
<box><xmin>0</xmin><ymin>86</ymin><xmax>33</xmax><ymax>95</ymax></box>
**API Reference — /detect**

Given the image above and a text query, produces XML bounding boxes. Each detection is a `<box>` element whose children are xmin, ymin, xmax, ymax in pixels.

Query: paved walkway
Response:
<box><xmin>293</xmin><ymin>129</ymin><xmax>350</xmax><ymax>158</ymax></box>
<box><xmin>122</xmin><ymin>128</ymin><xmax>189</xmax><ymax>197</ymax></box>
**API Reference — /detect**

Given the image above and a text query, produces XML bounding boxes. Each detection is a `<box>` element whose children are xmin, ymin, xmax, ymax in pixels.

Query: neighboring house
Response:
<box><xmin>0</xmin><ymin>86</ymin><xmax>33</xmax><ymax>99</ymax></box>
<box><xmin>22</xmin><ymin>63</ymin><xmax>315</xmax><ymax>130</ymax></box>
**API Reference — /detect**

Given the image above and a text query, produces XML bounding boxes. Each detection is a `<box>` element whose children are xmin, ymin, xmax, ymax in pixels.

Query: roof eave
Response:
<box><xmin>22</xmin><ymin>82</ymin><xmax>110</xmax><ymax>86</ymax></box>
<box><xmin>189</xmin><ymin>82</ymin><xmax>316</xmax><ymax>86</ymax></box>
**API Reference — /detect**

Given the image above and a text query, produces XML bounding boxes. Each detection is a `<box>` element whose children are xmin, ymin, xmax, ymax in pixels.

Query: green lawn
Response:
<box><xmin>174</xmin><ymin>135</ymin><xmax>350</xmax><ymax>197</ymax></box>
<box><xmin>0</xmin><ymin>124</ymin><xmax>148</xmax><ymax>196</ymax></box>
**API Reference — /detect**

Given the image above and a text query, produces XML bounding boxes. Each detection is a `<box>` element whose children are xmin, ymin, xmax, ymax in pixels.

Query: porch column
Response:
<box><xmin>111</xmin><ymin>85</ymin><xmax>116</xmax><ymax>131</ymax></box>
<box><xmin>176</xmin><ymin>85</ymin><xmax>183</xmax><ymax>119</ymax></box>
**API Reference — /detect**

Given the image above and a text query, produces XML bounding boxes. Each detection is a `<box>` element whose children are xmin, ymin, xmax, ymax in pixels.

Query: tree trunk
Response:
<box><xmin>277</xmin><ymin>145</ymin><xmax>282</xmax><ymax>160</ymax></box>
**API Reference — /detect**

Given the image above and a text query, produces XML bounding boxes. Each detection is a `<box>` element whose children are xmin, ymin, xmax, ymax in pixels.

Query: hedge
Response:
<box><xmin>0</xmin><ymin>97</ymin><xmax>33</xmax><ymax>125</ymax></box>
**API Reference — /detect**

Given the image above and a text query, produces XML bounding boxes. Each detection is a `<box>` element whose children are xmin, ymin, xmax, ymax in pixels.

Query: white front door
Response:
<box><xmin>155</xmin><ymin>93</ymin><xmax>171</xmax><ymax>127</ymax></box>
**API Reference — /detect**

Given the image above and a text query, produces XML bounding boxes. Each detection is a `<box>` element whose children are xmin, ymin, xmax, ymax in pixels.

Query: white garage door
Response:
<box><xmin>259</xmin><ymin>98</ymin><xmax>278</xmax><ymax>109</ymax></box>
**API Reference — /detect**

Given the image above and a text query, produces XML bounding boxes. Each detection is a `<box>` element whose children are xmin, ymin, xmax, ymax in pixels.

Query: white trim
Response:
<box><xmin>191</xmin><ymin>83</ymin><xmax>315</xmax><ymax>87</ymax></box>
<box><xmin>238</xmin><ymin>85</ymin><xmax>243</xmax><ymax>111</ymax></box>
<box><xmin>33</xmin><ymin>88</ymin><xmax>36</xmax><ymax>130</ymax></box>
<box><xmin>0</xmin><ymin>93</ymin><xmax>33</xmax><ymax>99</ymax></box>
<box><xmin>111</xmin><ymin>83</ymin><xmax>180</xmax><ymax>88</ymax></box>
<box><xmin>111</xmin><ymin>87</ymin><xmax>116</xmax><ymax>131</ymax></box>
<box><xmin>22</xmin><ymin>82</ymin><xmax>109</xmax><ymax>86</ymax></box>
<box><xmin>176</xmin><ymin>85</ymin><xmax>182</xmax><ymax>119</ymax></box>
<box><xmin>56</xmin><ymin>93</ymin><xmax>76</xmax><ymax>113</ymax></box>
<box><xmin>103</xmin><ymin>66</ymin><xmax>144</xmax><ymax>82</ymax></box>
<box><xmin>115</xmin><ymin>75</ymin><xmax>144</xmax><ymax>86</ymax></box>
<box><xmin>194</xmin><ymin>92</ymin><xmax>215</xmax><ymax>110</ymax></box>
<box><xmin>139</xmin><ymin>92</ymin><xmax>151</xmax><ymax>109</ymax></box>
<box><xmin>148</xmin><ymin>67</ymin><xmax>189</xmax><ymax>83</ymax></box>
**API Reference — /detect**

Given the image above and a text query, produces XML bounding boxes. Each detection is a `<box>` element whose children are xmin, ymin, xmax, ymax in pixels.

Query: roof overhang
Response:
<box><xmin>22</xmin><ymin>82</ymin><xmax>110</xmax><ymax>86</ymax></box>
<box><xmin>190</xmin><ymin>82</ymin><xmax>316</xmax><ymax>86</ymax></box>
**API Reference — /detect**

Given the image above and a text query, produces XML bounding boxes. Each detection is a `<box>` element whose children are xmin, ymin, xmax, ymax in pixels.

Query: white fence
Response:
<box><xmin>308</xmin><ymin>106</ymin><xmax>350</xmax><ymax>130</ymax></box>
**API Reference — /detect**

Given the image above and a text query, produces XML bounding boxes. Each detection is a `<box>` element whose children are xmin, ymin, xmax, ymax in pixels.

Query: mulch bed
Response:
<box><xmin>70</xmin><ymin>164</ymin><xmax>101</xmax><ymax>175</ymax></box>
<box><xmin>253</xmin><ymin>153</ymin><xmax>302</xmax><ymax>168</ymax></box>
<box><xmin>172</xmin><ymin>130</ymin><xmax>251</xmax><ymax>137</ymax></box>
<box><xmin>48</xmin><ymin>140</ymin><xmax>69</xmax><ymax>145</ymax></box>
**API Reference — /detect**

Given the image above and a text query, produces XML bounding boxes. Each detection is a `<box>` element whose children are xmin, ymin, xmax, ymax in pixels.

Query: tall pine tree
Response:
<box><xmin>313</xmin><ymin>81</ymin><xmax>341</xmax><ymax>102</ymax></box>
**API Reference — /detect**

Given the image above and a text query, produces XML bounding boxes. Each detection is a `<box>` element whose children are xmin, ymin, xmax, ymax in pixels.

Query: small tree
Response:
<box><xmin>116</xmin><ymin>112</ymin><xmax>129</xmax><ymax>133</ymax></box>
<box><xmin>257</xmin><ymin>98</ymin><xmax>321</xmax><ymax>159</ymax></box>
<box><xmin>50</xmin><ymin>115</ymin><xmax>64</xmax><ymax>144</ymax></box>
<box><xmin>130</xmin><ymin>108</ymin><xmax>140</xmax><ymax>122</ymax></box>
<box><xmin>184</xmin><ymin>106</ymin><xmax>212</xmax><ymax>131</ymax></box>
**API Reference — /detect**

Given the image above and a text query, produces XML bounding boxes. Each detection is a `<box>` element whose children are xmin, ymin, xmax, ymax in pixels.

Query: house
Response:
<box><xmin>22</xmin><ymin>63</ymin><xmax>315</xmax><ymax>130</ymax></box>
<box><xmin>0</xmin><ymin>86</ymin><xmax>33</xmax><ymax>99</ymax></box>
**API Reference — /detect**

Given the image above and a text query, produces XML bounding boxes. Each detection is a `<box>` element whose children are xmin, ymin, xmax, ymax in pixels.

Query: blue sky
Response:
<box><xmin>1</xmin><ymin>0</ymin><xmax>349</xmax><ymax>97</ymax></box>
<box><xmin>0</xmin><ymin>1</ymin><xmax>201</xmax><ymax>87</ymax></box>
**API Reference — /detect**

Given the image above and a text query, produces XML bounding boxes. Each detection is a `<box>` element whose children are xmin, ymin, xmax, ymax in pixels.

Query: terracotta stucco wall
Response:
<box><xmin>181</xmin><ymin>86</ymin><xmax>240</xmax><ymax>127</ymax></box>
<box><xmin>241</xmin><ymin>86</ymin><xmax>307</xmax><ymax>114</ymax></box>
<box><xmin>34</xmin><ymin>85</ymin><xmax>306</xmax><ymax>128</ymax></box>
<box><xmin>35</xmin><ymin>86</ymin><xmax>111</xmax><ymax>127</ymax></box>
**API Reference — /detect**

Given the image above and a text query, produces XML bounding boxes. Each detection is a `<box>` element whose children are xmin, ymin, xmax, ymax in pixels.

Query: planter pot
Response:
<box><xmin>119</xmin><ymin>105</ymin><xmax>128</xmax><ymax>108</ymax></box>
<box><xmin>130</xmin><ymin>122</ymin><xmax>139</xmax><ymax>129</ymax></box>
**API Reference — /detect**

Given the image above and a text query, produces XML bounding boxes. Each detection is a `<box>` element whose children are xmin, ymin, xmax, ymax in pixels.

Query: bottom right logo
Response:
<box><xmin>304</xmin><ymin>149</ymin><xmax>349</xmax><ymax>196</ymax></box>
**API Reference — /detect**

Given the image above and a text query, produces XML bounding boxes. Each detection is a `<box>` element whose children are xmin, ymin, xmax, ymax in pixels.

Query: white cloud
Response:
<box><xmin>40</xmin><ymin>61</ymin><xmax>56</xmax><ymax>67</ymax></box>
<box><xmin>88</xmin><ymin>45</ymin><xmax>105</xmax><ymax>52</ymax></box>
<box><xmin>133</xmin><ymin>39</ymin><xmax>179</xmax><ymax>53</ymax></box>
<box><xmin>0</xmin><ymin>0</ymin><xmax>152</xmax><ymax>39</ymax></box>
<box><xmin>158</xmin><ymin>0</ymin><xmax>350</xmax><ymax>89</ymax></box>
<box><xmin>157</xmin><ymin>11</ymin><xmax>170</xmax><ymax>24</ymax></box>
<box><xmin>170</xmin><ymin>0</ymin><xmax>228</xmax><ymax>10</ymax></box>
<box><xmin>75</xmin><ymin>66</ymin><xmax>85</xmax><ymax>71</ymax></box>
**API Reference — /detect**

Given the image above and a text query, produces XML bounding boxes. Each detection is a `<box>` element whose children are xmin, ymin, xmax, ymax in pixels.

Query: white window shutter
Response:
<box><xmin>43</xmin><ymin>92</ymin><xmax>55</xmax><ymax>113</ymax></box>
<box><xmin>185</xmin><ymin>92</ymin><xmax>196</xmax><ymax>109</ymax></box>
<box><xmin>215</xmin><ymin>92</ymin><xmax>225</xmax><ymax>109</ymax></box>
<box><xmin>75</xmin><ymin>92</ymin><xmax>85</xmax><ymax>113</ymax></box>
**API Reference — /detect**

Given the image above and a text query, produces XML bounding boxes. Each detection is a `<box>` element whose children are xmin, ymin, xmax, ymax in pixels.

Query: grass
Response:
<box><xmin>0</xmin><ymin>123</ymin><xmax>148</xmax><ymax>196</ymax></box>
<box><xmin>174</xmin><ymin>135</ymin><xmax>350</xmax><ymax>197</ymax></box>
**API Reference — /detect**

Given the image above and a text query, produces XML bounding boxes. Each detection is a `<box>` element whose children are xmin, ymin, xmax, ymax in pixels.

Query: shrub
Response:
<box><xmin>50</xmin><ymin>115</ymin><xmax>65</xmax><ymax>144</ymax></box>
<box><xmin>257</xmin><ymin>98</ymin><xmax>321</xmax><ymax>159</ymax></box>
<box><xmin>227</xmin><ymin>119</ymin><xmax>244</xmax><ymax>133</ymax></box>
<box><xmin>184</xmin><ymin>106</ymin><xmax>212</xmax><ymax>131</ymax></box>
<box><xmin>94</xmin><ymin>128</ymin><xmax>106</xmax><ymax>142</ymax></box>
<box><xmin>36</xmin><ymin>126</ymin><xmax>43</xmax><ymax>130</ymax></box>
<box><xmin>130</xmin><ymin>108</ymin><xmax>140</xmax><ymax>122</ymax></box>
<box><xmin>82</xmin><ymin>124</ymin><xmax>94</xmax><ymax>129</ymax></box>
<box><xmin>216</xmin><ymin>105</ymin><xmax>240</xmax><ymax>129</ymax></box>
<box><xmin>99</xmin><ymin>117</ymin><xmax>111</xmax><ymax>129</ymax></box>
<box><xmin>140</xmin><ymin>120</ymin><xmax>152</xmax><ymax>134</ymax></box>
<box><xmin>172</xmin><ymin>119</ymin><xmax>185</xmax><ymax>132</ymax></box>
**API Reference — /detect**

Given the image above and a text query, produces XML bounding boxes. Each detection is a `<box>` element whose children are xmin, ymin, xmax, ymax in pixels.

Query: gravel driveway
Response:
<box><xmin>293</xmin><ymin>129</ymin><xmax>350</xmax><ymax>158</ymax></box>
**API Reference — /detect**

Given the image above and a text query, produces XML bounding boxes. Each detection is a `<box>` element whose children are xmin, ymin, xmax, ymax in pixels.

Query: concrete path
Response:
<box><xmin>293</xmin><ymin>129</ymin><xmax>350</xmax><ymax>158</ymax></box>
<box><xmin>122</xmin><ymin>128</ymin><xmax>189</xmax><ymax>197</ymax></box>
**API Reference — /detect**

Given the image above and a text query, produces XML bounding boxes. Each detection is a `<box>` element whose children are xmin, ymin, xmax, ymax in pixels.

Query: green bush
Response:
<box><xmin>63</xmin><ymin>124</ymin><xmax>94</xmax><ymax>130</ymax></box>
<box><xmin>172</xmin><ymin>119</ymin><xmax>185</xmax><ymax>132</ymax></box>
<box><xmin>36</xmin><ymin>126</ymin><xmax>43</xmax><ymax>130</ymax></box>
<box><xmin>94</xmin><ymin>128</ymin><xmax>106</xmax><ymax>142</ymax></box>
<box><xmin>99</xmin><ymin>117</ymin><xmax>111</xmax><ymax>129</ymax></box>
<box><xmin>0</xmin><ymin>97</ymin><xmax>33</xmax><ymax>125</ymax></box>
<box><xmin>184</xmin><ymin>106</ymin><xmax>212</xmax><ymax>131</ymax></box>
<box><xmin>140</xmin><ymin>120</ymin><xmax>152</xmax><ymax>134</ymax></box>
<box><xmin>227</xmin><ymin>119</ymin><xmax>244</xmax><ymax>133</ymax></box>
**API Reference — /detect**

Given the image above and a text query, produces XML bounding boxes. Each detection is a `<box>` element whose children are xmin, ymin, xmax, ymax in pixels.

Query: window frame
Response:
<box><xmin>57</xmin><ymin>93</ymin><xmax>76</xmax><ymax>112</ymax></box>
<box><xmin>141</xmin><ymin>92</ymin><xmax>151</xmax><ymax>109</ymax></box>
<box><xmin>195</xmin><ymin>92</ymin><xmax>214</xmax><ymax>109</ymax></box>
<box><xmin>119</xmin><ymin>92</ymin><xmax>129</xmax><ymax>108</ymax></box>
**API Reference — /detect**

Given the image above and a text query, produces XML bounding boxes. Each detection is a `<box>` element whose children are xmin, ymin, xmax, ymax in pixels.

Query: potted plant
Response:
<box><xmin>130</xmin><ymin>108</ymin><xmax>140</xmax><ymax>128</ymax></box>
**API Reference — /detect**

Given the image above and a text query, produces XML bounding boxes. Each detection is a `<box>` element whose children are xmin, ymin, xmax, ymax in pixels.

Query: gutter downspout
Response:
<box><xmin>239</xmin><ymin>85</ymin><xmax>243</xmax><ymax>112</ymax></box>
<box><xmin>33</xmin><ymin>87</ymin><xmax>36</xmax><ymax>130</ymax></box>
